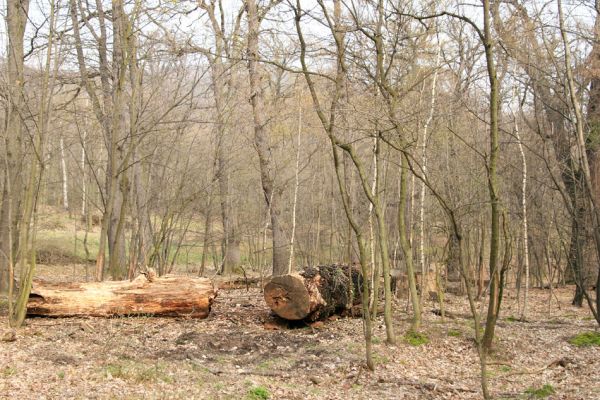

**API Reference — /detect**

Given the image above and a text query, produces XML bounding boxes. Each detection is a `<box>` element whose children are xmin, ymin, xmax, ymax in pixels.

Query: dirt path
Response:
<box><xmin>1</xmin><ymin>275</ymin><xmax>598</xmax><ymax>399</ymax></box>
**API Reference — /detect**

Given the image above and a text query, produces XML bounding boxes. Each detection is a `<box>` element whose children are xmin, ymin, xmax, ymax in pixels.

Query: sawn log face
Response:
<box><xmin>264</xmin><ymin>265</ymin><xmax>362</xmax><ymax>321</ymax></box>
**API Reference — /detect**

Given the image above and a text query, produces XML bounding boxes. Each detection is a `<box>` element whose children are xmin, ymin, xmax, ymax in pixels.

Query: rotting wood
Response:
<box><xmin>27</xmin><ymin>274</ymin><xmax>217</xmax><ymax>318</ymax></box>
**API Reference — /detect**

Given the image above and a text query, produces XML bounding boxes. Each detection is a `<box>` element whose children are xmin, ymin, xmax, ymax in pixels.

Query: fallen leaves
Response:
<box><xmin>0</xmin><ymin>329</ymin><xmax>16</xmax><ymax>343</ymax></box>
<box><xmin>0</xmin><ymin>272</ymin><xmax>598</xmax><ymax>400</ymax></box>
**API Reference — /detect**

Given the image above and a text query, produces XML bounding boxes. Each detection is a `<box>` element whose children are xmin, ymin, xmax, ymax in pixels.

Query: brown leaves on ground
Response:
<box><xmin>0</xmin><ymin>329</ymin><xmax>16</xmax><ymax>343</ymax></box>
<box><xmin>0</xmin><ymin>270</ymin><xmax>598</xmax><ymax>399</ymax></box>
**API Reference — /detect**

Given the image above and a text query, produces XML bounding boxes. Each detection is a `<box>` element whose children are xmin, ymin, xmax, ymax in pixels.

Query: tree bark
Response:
<box><xmin>0</xmin><ymin>0</ymin><xmax>29</xmax><ymax>294</ymax></box>
<box><xmin>60</xmin><ymin>135</ymin><xmax>69</xmax><ymax>211</ymax></box>
<box><xmin>246</xmin><ymin>0</ymin><xmax>288</xmax><ymax>276</ymax></box>
<box><xmin>482</xmin><ymin>0</ymin><xmax>502</xmax><ymax>354</ymax></box>
<box><xmin>585</xmin><ymin>0</ymin><xmax>600</xmax><ymax>321</ymax></box>
<box><xmin>27</xmin><ymin>274</ymin><xmax>217</xmax><ymax>318</ymax></box>
<box><xmin>399</xmin><ymin>155</ymin><xmax>422</xmax><ymax>330</ymax></box>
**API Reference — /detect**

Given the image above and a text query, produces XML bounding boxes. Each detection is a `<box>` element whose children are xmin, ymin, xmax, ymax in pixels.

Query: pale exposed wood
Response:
<box><xmin>27</xmin><ymin>275</ymin><xmax>217</xmax><ymax>318</ymax></box>
<box><xmin>265</xmin><ymin>273</ymin><xmax>312</xmax><ymax>320</ymax></box>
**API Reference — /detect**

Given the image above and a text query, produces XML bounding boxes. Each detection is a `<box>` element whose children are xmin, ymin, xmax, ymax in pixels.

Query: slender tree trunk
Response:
<box><xmin>418</xmin><ymin>45</ymin><xmax>440</xmax><ymax>308</ymax></box>
<box><xmin>81</xmin><ymin>128</ymin><xmax>87</xmax><ymax>217</ymax></box>
<box><xmin>0</xmin><ymin>0</ymin><xmax>29</xmax><ymax>295</ymax></box>
<box><xmin>11</xmin><ymin>0</ymin><xmax>58</xmax><ymax>326</ymax></box>
<box><xmin>212</xmin><ymin>61</ymin><xmax>238</xmax><ymax>275</ymax></box>
<box><xmin>477</xmin><ymin>222</ymin><xmax>486</xmax><ymax>300</ymax></box>
<box><xmin>60</xmin><ymin>135</ymin><xmax>69</xmax><ymax>212</ymax></box>
<box><xmin>200</xmin><ymin>191</ymin><xmax>213</xmax><ymax>277</ymax></box>
<box><xmin>288</xmin><ymin>87</ymin><xmax>303</xmax><ymax>273</ymax></box>
<box><xmin>514</xmin><ymin>116</ymin><xmax>530</xmax><ymax>319</ymax></box>
<box><xmin>482</xmin><ymin>0</ymin><xmax>502</xmax><ymax>353</ymax></box>
<box><xmin>368</xmin><ymin>138</ymin><xmax>379</xmax><ymax>318</ymax></box>
<box><xmin>399</xmin><ymin>155</ymin><xmax>422</xmax><ymax>331</ymax></box>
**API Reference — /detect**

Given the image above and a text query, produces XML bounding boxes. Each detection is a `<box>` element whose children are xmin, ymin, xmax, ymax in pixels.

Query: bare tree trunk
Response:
<box><xmin>11</xmin><ymin>0</ymin><xmax>59</xmax><ymax>326</ymax></box>
<box><xmin>513</xmin><ymin>115</ymin><xmax>530</xmax><ymax>319</ymax></box>
<box><xmin>246</xmin><ymin>0</ymin><xmax>288</xmax><ymax>276</ymax></box>
<box><xmin>399</xmin><ymin>155</ymin><xmax>422</xmax><ymax>331</ymax></box>
<box><xmin>482</xmin><ymin>0</ymin><xmax>502</xmax><ymax>355</ymax></box>
<box><xmin>200</xmin><ymin>190</ymin><xmax>214</xmax><ymax>277</ymax></box>
<box><xmin>69</xmin><ymin>0</ymin><xmax>110</xmax><ymax>281</ymax></box>
<box><xmin>130</xmin><ymin>152</ymin><xmax>151</xmax><ymax>276</ymax></box>
<box><xmin>81</xmin><ymin>127</ymin><xmax>87</xmax><ymax>217</ymax></box>
<box><xmin>106</xmin><ymin>0</ymin><xmax>132</xmax><ymax>280</ymax></box>
<box><xmin>418</xmin><ymin>45</ymin><xmax>440</xmax><ymax>309</ymax></box>
<box><xmin>213</xmin><ymin>60</ymin><xmax>238</xmax><ymax>275</ymax></box>
<box><xmin>60</xmin><ymin>136</ymin><xmax>69</xmax><ymax>212</ymax></box>
<box><xmin>477</xmin><ymin>221</ymin><xmax>486</xmax><ymax>300</ymax></box>
<box><xmin>368</xmin><ymin>138</ymin><xmax>379</xmax><ymax>317</ymax></box>
<box><xmin>0</xmin><ymin>0</ymin><xmax>29</xmax><ymax>295</ymax></box>
<box><xmin>288</xmin><ymin>87</ymin><xmax>303</xmax><ymax>273</ymax></box>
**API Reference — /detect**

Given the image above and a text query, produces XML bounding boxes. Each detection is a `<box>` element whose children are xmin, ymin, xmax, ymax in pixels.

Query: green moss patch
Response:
<box><xmin>568</xmin><ymin>331</ymin><xmax>600</xmax><ymax>347</ymax></box>
<box><xmin>403</xmin><ymin>331</ymin><xmax>429</xmax><ymax>346</ymax></box>
<box><xmin>525</xmin><ymin>384</ymin><xmax>555</xmax><ymax>398</ymax></box>
<box><xmin>247</xmin><ymin>386</ymin><xmax>270</xmax><ymax>400</ymax></box>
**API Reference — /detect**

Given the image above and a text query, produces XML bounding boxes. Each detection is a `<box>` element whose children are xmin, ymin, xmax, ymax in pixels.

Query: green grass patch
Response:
<box><xmin>256</xmin><ymin>360</ymin><xmax>273</xmax><ymax>371</ymax></box>
<box><xmin>568</xmin><ymin>331</ymin><xmax>600</xmax><ymax>347</ymax></box>
<box><xmin>403</xmin><ymin>331</ymin><xmax>429</xmax><ymax>346</ymax></box>
<box><xmin>524</xmin><ymin>384</ymin><xmax>555</xmax><ymax>398</ymax></box>
<box><xmin>1</xmin><ymin>366</ymin><xmax>16</xmax><ymax>377</ymax></box>
<box><xmin>345</xmin><ymin>342</ymin><xmax>361</xmax><ymax>353</ymax></box>
<box><xmin>33</xmin><ymin>212</ymin><xmax>251</xmax><ymax>272</ymax></box>
<box><xmin>447</xmin><ymin>329</ymin><xmax>461</xmax><ymax>337</ymax></box>
<box><xmin>37</xmin><ymin>229</ymin><xmax>100</xmax><ymax>263</ymax></box>
<box><xmin>102</xmin><ymin>361</ymin><xmax>173</xmax><ymax>384</ymax></box>
<box><xmin>373</xmin><ymin>352</ymin><xmax>390</xmax><ymax>364</ymax></box>
<box><xmin>247</xmin><ymin>386</ymin><xmax>270</xmax><ymax>400</ymax></box>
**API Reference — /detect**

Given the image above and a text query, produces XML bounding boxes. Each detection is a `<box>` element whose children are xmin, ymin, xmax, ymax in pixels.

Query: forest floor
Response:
<box><xmin>0</xmin><ymin>264</ymin><xmax>599</xmax><ymax>400</ymax></box>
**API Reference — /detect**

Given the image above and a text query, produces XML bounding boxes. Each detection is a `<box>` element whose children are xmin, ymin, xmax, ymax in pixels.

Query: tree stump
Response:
<box><xmin>264</xmin><ymin>265</ymin><xmax>362</xmax><ymax>321</ymax></box>
<box><xmin>27</xmin><ymin>274</ymin><xmax>217</xmax><ymax>318</ymax></box>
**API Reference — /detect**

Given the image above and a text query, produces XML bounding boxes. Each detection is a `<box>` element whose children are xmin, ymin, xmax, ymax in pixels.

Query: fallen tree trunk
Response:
<box><xmin>217</xmin><ymin>276</ymin><xmax>261</xmax><ymax>290</ymax></box>
<box><xmin>27</xmin><ymin>274</ymin><xmax>217</xmax><ymax>318</ymax></box>
<box><xmin>264</xmin><ymin>265</ymin><xmax>362</xmax><ymax>321</ymax></box>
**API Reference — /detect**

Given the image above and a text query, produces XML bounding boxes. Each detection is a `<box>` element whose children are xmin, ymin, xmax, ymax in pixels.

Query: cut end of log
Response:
<box><xmin>264</xmin><ymin>274</ymin><xmax>311</xmax><ymax>320</ymax></box>
<box><xmin>264</xmin><ymin>265</ymin><xmax>362</xmax><ymax>321</ymax></box>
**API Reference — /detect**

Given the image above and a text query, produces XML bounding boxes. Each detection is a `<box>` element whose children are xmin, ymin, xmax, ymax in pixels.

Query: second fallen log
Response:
<box><xmin>264</xmin><ymin>265</ymin><xmax>362</xmax><ymax>321</ymax></box>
